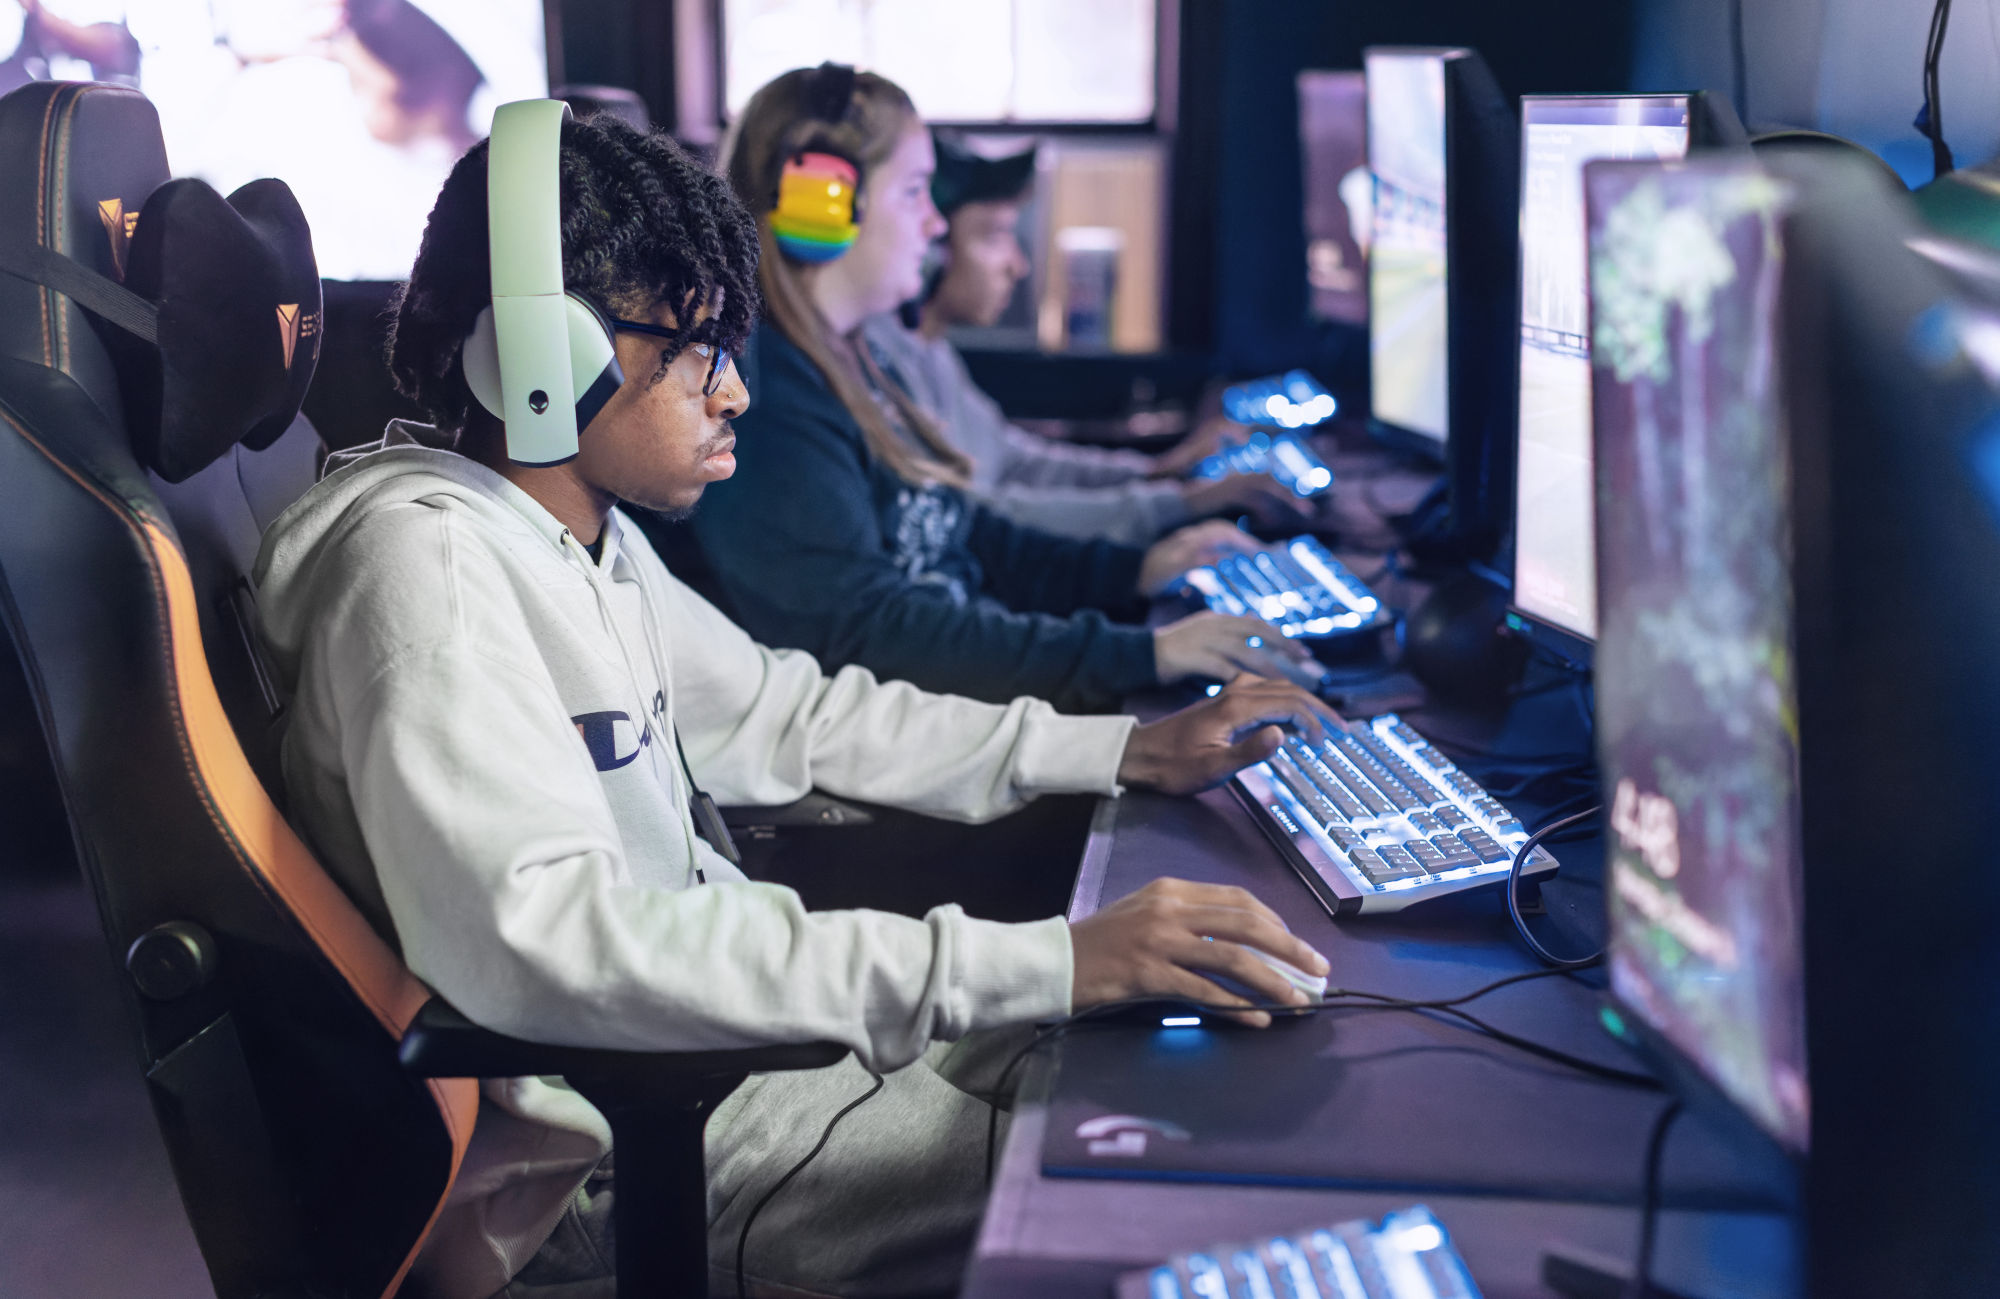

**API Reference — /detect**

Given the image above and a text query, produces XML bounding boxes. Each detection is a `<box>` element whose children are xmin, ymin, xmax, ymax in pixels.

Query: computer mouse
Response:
<box><xmin>1075</xmin><ymin>997</ymin><xmax>1233</xmax><ymax>1029</ymax></box>
<box><xmin>1245</xmin><ymin>947</ymin><xmax>1329</xmax><ymax>1002</ymax></box>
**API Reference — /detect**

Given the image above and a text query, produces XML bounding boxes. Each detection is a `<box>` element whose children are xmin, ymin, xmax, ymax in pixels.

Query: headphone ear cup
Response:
<box><xmin>565</xmin><ymin>293</ymin><xmax>623</xmax><ymax>436</ymax></box>
<box><xmin>463</xmin><ymin>307</ymin><xmax>504</xmax><ymax>418</ymax></box>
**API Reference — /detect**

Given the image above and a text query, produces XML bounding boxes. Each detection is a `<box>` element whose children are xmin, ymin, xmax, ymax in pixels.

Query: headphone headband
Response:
<box><xmin>465</xmin><ymin>99</ymin><xmax>624</xmax><ymax>465</ymax></box>
<box><xmin>804</xmin><ymin>62</ymin><xmax>857</xmax><ymax>123</ymax></box>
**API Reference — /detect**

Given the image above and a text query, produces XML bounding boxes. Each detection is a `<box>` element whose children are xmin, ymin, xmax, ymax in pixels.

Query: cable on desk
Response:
<box><xmin>1633</xmin><ymin>1099</ymin><xmax>1685</xmax><ymax>1298</ymax></box>
<box><xmin>1508</xmin><ymin>805</ymin><xmax>1607</xmax><ymax>970</ymax></box>
<box><xmin>737</xmin><ymin>1065</ymin><xmax>885</xmax><ymax>1299</ymax></box>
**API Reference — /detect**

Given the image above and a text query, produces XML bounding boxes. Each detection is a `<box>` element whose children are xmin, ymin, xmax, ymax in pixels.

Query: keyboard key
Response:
<box><xmin>1322</xmin><ymin>747</ymin><xmax>1397</xmax><ymax>816</ymax></box>
<box><xmin>1375</xmin><ymin>842</ymin><xmax>1422</xmax><ymax>875</ymax></box>
<box><xmin>1404</xmin><ymin>839</ymin><xmax>1446</xmax><ymax>875</ymax></box>
<box><xmin>1270</xmin><ymin>755</ymin><xmax>1337</xmax><ymax>827</ymax></box>
<box><xmin>1350</xmin><ymin>846</ymin><xmax>1425</xmax><ymax>886</ymax></box>
<box><xmin>1431</xmin><ymin>836</ymin><xmax>1481</xmax><ymax>868</ymax></box>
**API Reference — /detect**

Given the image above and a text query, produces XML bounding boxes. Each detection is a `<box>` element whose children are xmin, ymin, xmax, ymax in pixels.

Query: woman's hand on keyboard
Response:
<box><xmin>1118</xmin><ymin>674</ymin><xmax>1346</xmax><ymax>796</ymax></box>
<box><xmin>1070</xmin><ymin>877</ymin><xmax>1331</xmax><ymax>1027</ymax></box>
<box><xmin>1153</xmin><ymin>612</ymin><xmax>1329</xmax><ymax>691</ymax></box>
<box><xmin>1180</xmin><ymin>472</ymin><xmax>1317</xmax><ymax>527</ymax></box>
<box><xmin>1136</xmin><ymin>520</ymin><xmax>1264</xmax><ymax>596</ymax></box>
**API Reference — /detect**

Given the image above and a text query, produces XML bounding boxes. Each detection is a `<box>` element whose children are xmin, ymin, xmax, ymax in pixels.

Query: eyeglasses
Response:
<box><xmin>609</xmin><ymin>318</ymin><xmax>734</xmax><ymax>397</ymax></box>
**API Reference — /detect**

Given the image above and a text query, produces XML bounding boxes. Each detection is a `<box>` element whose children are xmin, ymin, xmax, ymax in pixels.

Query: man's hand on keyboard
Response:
<box><xmin>1070</xmin><ymin>878</ymin><xmax>1330</xmax><ymax>1027</ymax></box>
<box><xmin>1118</xmin><ymin>675</ymin><xmax>1346</xmax><ymax>796</ymax></box>
<box><xmin>1153</xmin><ymin>612</ymin><xmax>1330</xmax><ymax>692</ymax></box>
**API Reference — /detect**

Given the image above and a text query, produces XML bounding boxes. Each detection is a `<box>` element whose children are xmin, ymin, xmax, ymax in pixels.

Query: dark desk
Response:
<box><xmin>963</xmin><ymin>670</ymin><xmax>1799</xmax><ymax>1299</ymax></box>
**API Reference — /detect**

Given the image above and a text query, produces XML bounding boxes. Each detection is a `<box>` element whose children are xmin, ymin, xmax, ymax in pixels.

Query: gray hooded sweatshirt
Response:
<box><xmin>252</xmin><ymin>425</ymin><xmax>1134</xmax><ymax>1296</ymax></box>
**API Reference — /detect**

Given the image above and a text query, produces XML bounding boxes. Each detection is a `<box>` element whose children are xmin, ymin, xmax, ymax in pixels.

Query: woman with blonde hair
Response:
<box><xmin>691</xmin><ymin>63</ymin><xmax>1322</xmax><ymax>712</ymax></box>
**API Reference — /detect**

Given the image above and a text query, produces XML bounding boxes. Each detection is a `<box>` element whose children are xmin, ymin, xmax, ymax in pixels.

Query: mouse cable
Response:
<box><xmin>736</xmin><ymin>1064</ymin><xmax>885</xmax><ymax>1299</ymax></box>
<box><xmin>1508</xmin><ymin>804</ymin><xmax>1606</xmax><ymax>970</ymax></box>
<box><xmin>1633</xmin><ymin>1098</ymin><xmax>1686</xmax><ymax>1298</ymax></box>
<box><xmin>983</xmin><ymin>964</ymin><xmax>1656</xmax><ymax>1179</ymax></box>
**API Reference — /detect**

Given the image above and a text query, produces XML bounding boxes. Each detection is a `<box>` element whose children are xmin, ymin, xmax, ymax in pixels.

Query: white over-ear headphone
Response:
<box><xmin>461</xmin><ymin>99</ymin><xmax>624</xmax><ymax>466</ymax></box>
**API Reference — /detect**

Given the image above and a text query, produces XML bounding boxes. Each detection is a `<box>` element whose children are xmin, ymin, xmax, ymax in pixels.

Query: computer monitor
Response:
<box><xmin>1363</xmin><ymin>47</ymin><xmax>1518</xmax><ymax>558</ymax></box>
<box><xmin>1297</xmin><ymin>70</ymin><xmax>1369</xmax><ymax>327</ymax></box>
<box><xmin>1589</xmin><ymin>153</ymin><xmax>1808</xmax><ymax>1155</ymax></box>
<box><xmin>1590</xmin><ymin>149</ymin><xmax>2000</xmax><ymax>1295</ymax></box>
<box><xmin>1511</xmin><ymin>95</ymin><xmax>1693</xmax><ymax>647</ymax></box>
<box><xmin>1511</xmin><ymin>92</ymin><xmax>1748</xmax><ymax>651</ymax></box>
<box><xmin>118</xmin><ymin>0</ymin><xmax>554</xmax><ymax>280</ymax></box>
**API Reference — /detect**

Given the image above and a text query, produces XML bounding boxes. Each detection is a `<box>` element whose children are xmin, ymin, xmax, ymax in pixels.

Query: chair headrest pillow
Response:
<box><xmin>113</xmin><ymin>176</ymin><xmax>322</xmax><ymax>483</ymax></box>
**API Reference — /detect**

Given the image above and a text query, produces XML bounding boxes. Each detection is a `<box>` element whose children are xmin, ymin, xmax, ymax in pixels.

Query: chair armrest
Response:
<box><xmin>397</xmin><ymin>998</ymin><xmax>848</xmax><ymax>1087</ymax></box>
<box><xmin>719</xmin><ymin>790</ymin><xmax>874</xmax><ymax>830</ymax></box>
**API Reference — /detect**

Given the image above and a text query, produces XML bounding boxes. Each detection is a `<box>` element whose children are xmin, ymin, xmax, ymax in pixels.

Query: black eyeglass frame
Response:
<box><xmin>609</xmin><ymin>318</ymin><xmax>734</xmax><ymax>396</ymax></box>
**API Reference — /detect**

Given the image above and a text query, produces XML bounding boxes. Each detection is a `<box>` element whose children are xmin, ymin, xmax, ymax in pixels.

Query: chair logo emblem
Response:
<box><xmin>275</xmin><ymin>304</ymin><xmax>321</xmax><ymax>371</ymax></box>
<box><xmin>97</xmin><ymin>198</ymin><xmax>138</xmax><ymax>279</ymax></box>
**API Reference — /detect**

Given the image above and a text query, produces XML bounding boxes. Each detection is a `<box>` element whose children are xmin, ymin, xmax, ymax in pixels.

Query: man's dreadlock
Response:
<box><xmin>387</xmin><ymin>113</ymin><xmax>761</xmax><ymax>435</ymax></box>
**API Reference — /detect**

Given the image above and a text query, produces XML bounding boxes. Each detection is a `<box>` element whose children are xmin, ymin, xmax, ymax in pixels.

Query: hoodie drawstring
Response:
<box><xmin>559</xmin><ymin>527</ymin><xmax>716</xmax><ymax>883</ymax></box>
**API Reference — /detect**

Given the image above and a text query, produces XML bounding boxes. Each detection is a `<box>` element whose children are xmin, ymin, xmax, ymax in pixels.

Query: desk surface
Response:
<box><xmin>965</xmin><ymin>652</ymin><xmax>1799</xmax><ymax>1298</ymax></box>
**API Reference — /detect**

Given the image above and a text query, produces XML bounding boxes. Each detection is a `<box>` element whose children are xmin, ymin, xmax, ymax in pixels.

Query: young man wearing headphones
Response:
<box><xmin>254</xmin><ymin>104</ymin><xmax>1337</xmax><ymax>1297</ymax></box>
<box><xmin>859</xmin><ymin>131</ymin><xmax>1312</xmax><ymax>546</ymax></box>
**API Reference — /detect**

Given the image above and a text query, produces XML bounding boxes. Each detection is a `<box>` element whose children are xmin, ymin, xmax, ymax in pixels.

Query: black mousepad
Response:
<box><xmin>1038</xmin><ymin>1011</ymin><xmax>1792</xmax><ymax>1209</ymax></box>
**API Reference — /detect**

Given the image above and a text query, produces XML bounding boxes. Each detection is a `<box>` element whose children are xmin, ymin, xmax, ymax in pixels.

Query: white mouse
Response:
<box><xmin>1247</xmin><ymin>947</ymin><xmax>1328</xmax><ymax>1002</ymax></box>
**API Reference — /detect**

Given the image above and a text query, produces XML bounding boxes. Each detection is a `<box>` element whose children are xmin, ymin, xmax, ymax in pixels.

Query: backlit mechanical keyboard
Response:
<box><xmin>1180</xmin><ymin>535</ymin><xmax>1391</xmax><ymax>640</ymax></box>
<box><xmin>1114</xmin><ymin>1205</ymin><xmax>1482</xmax><ymax>1299</ymax></box>
<box><xmin>1191</xmin><ymin>428</ymin><xmax>1336</xmax><ymax>498</ymax></box>
<box><xmin>1231</xmin><ymin>714</ymin><xmax>1557</xmax><ymax>916</ymax></box>
<box><xmin>1220</xmin><ymin>368</ymin><xmax>1341</xmax><ymax>431</ymax></box>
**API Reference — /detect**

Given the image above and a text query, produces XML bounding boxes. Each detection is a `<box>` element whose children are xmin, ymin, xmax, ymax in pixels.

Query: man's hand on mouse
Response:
<box><xmin>1118</xmin><ymin>674</ymin><xmax>1346</xmax><ymax>796</ymax></box>
<box><xmin>1069</xmin><ymin>878</ymin><xmax>1331</xmax><ymax>1028</ymax></box>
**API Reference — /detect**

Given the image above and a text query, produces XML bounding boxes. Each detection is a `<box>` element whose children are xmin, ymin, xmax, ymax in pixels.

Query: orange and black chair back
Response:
<box><xmin>0</xmin><ymin>80</ymin><xmax>474</xmax><ymax>1299</ymax></box>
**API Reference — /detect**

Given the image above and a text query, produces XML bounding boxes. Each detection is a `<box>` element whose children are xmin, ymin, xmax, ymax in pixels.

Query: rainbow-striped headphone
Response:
<box><xmin>771</xmin><ymin>63</ymin><xmax>863</xmax><ymax>264</ymax></box>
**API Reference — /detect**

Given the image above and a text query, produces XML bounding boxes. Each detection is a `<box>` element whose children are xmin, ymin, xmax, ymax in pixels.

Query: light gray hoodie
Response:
<box><xmin>860</xmin><ymin>314</ymin><xmax>1191</xmax><ymax>546</ymax></box>
<box><xmin>252</xmin><ymin>424</ymin><xmax>1135</xmax><ymax>1296</ymax></box>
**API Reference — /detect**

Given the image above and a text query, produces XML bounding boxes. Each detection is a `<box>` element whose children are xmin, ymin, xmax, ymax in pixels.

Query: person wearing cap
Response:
<box><xmin>858</xmin><ymin>129</ymin><xmax>1310</xmax><ymax>547</ymax></box>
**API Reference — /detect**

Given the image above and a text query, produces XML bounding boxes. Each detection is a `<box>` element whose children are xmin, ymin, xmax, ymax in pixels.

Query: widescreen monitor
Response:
<box><xmin>1589</xmin><ymin>155</ymin><xmax>1809</xmax><ymax>1155</ymax></box>
<box><xmin>0</xmin><ymin>1</ymin><xmax>553</xmax><ymax>280</ymax></box>
<box><xmin>1364</xmin><ymin>47</ymin><xmax>1518</xmax><ymax>558</ymax></box>
<box><xmin>1512</xmin><ymin>95</ymin><xmax>1691</xmax><ymax>644</ymax></box>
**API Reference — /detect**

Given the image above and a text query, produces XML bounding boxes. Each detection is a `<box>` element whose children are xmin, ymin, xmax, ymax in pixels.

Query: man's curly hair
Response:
<box><xmin>387</xmin><ymin>113</ymin><xmax>760</xmax><ymax>435</ymax></box>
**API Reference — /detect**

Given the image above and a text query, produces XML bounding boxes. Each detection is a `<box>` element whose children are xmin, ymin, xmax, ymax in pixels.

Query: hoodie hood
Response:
<box><xmin>255</xmin><ymin>420</ymin><xmax>621</xmax><ymax>685</ymax></box>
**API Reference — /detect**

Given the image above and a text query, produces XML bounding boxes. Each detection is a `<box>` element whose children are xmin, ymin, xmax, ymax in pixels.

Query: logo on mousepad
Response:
<box><xmin>1075</xmin><ymin>1114</ymin><xmax>1190</xmax><ymax>1158</ymax></box>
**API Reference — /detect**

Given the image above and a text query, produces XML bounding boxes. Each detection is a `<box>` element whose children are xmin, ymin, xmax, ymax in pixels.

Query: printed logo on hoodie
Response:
<box><xmin>572</xmin><ymin>710</ymin><xmax>652</xmax><ymax>771</ymax></box>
